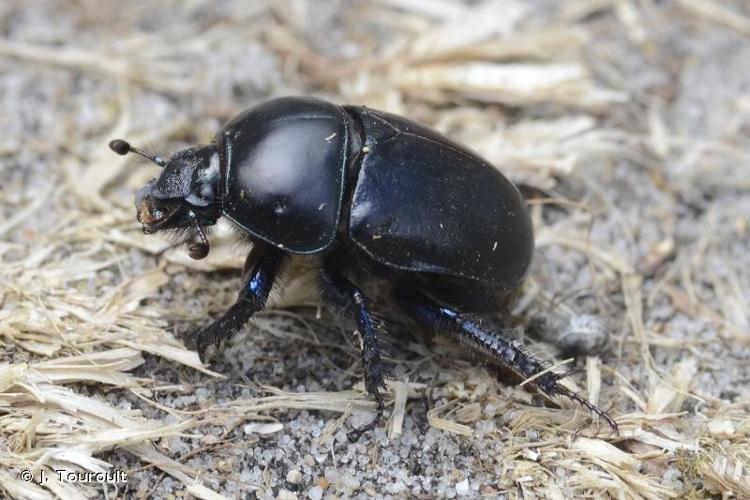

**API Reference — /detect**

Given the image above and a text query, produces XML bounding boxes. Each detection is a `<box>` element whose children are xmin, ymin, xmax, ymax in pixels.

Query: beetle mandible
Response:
<box><xmin>110</xmin><ymin>96</ymin><xmax>617</xmax><ymax>436</ymax></box>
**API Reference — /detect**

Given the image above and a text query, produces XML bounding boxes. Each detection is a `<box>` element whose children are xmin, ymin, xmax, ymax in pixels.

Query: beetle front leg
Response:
<box><xmin>321</xmin><ymin>266</ymin><xmax>387</xmax><ymax>440</ymax></box>
<box><xmin>191</xmin><ymin>247</ymin><xmax>284</xmax><ymax>362</ymax></box>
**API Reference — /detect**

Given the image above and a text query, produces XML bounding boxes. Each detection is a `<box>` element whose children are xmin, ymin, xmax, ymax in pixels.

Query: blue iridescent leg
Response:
<box><xmin>193</xmin><ymin>247</ymin><xmax>284</xmax><ymax>362</ymax></box>
<box><xmin>321</xmin><ymin>266</ymin><xmax>386</xmax><ymax>440</ymax></box>
<box><xmin>396</xmin><ymin>289</ymin><xmax>618</xmax><ymax>433</ymax></box>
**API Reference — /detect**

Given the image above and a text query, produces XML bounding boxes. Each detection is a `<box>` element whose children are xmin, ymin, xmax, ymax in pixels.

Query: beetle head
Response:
<box><xmin>109</xmin><ymin>139</ymin><xmax>222</xmax><ymax>259</ymax></box>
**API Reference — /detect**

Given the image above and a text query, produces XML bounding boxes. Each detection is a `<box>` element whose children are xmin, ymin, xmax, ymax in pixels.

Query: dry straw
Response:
<box><xmin>1</xmin><ymin>0</ymin><xmax>749</xmax><ymax>497</ymax></box>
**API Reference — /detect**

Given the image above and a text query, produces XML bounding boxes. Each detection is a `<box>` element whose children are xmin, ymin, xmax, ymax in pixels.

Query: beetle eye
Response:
<box><xmin>199</xmin><ymin>183</ymin><xmax>215</xmax><ymax>202</ymax></box>
<box><xmin>185</xmin><ymin>183</ymin><xmax>215</xmax><ymax>208</ymax></box>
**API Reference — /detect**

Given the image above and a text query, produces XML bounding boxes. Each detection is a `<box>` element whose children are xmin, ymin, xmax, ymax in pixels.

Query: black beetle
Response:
<box><xmin>110</xmin><ymin>96</ymin><xmax>617</xmax><ymax>436</ymax></box>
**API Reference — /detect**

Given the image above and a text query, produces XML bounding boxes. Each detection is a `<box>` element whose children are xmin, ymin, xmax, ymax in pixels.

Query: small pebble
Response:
<box><xmin>307</xmin><ymin>486</ymin><xmax>323</xmax><ymax>500</ymax></box>
<box><xmin>277</xmin><ymin>490</ymin><xmax>297</xmax><ymax>500</ymax></box>
<box><xmin>287</xmin><ymin>469</ymin><xmax>303</xmax><ymax>484</ymax></box>
<box><xmin>455</xmin><ymin>479</ymin><xmax>470</xmax><ymax>496</ymax></box>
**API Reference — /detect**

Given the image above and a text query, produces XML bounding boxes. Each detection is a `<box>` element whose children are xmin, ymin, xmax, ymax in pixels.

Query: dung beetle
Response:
<box><xmin>110</xmin><ymin>97</ymin><xmax>617</xmax><ymax>436</ymax></box>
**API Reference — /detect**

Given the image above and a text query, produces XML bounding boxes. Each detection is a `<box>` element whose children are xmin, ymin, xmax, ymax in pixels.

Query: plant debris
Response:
<box><xmin>1</xmin><ymin>0</ymin><xmax>749</xmax><ymax>497</ymax></box>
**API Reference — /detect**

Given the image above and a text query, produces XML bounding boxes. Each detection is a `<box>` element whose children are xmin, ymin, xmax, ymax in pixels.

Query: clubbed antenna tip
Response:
<box><xmin>108</xmin><ymin>139</ymin><xmax>132</xmax><ymax>156</ymax></box>
<box><xmin>108</xmin><ymin>138</ymin><xmax>166</xmax><ymax>167</ymax></box>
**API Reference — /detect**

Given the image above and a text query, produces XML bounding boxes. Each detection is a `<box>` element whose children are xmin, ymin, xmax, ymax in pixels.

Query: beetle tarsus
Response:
<box><xmin>348</xmin><ymin>396</ymin><xmax>385</xmax><ymax>442</ymax></box>
<box><xmin>551</xmin><ymin>385</ymin><xmax>619</xmax><ymax>434</ymax></box>
<box><xmin>397</xmin><ymin>289</ymin><xmax>618</xmax><ymax>434</ymax></box>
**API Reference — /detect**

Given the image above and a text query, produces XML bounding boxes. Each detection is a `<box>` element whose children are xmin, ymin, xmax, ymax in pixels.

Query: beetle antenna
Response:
<box><xmin>109</xmin><ymin>139</ymin><xmax>166</xmax><ymax>167</ymax></box>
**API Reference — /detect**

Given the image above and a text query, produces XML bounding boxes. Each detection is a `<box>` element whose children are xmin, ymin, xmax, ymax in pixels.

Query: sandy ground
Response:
<box><xmin>1</xmin><ymin>1</ymin><xmax>750</xmax><ymax>498</ymax></box>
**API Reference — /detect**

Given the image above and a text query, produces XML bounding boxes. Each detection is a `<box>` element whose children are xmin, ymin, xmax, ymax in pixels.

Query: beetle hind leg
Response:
<box><xmin>321</xmin><ymin>266</ymin><xmax>387</xmax><ymax>441</ymax></box>
<box><xmin>396</xmin><ymin>289</ymin><xmax>618</xmax><ymax>433</ymax></box>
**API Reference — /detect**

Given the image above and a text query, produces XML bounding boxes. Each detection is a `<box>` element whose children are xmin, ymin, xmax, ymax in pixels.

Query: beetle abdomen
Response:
<box><xmin>346</xmin><ymin>107</ymin><xmax>533</xmax><ymax>289</ymax></box>
<box><xmin>219</xmin><ymin>97</ymin><xmax>350</xmax><ymax>254</ymax></box>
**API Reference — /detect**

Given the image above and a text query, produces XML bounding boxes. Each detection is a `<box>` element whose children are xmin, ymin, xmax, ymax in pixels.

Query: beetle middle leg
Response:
<box><xmin>395</xmin><ymin>288</ymin><xmax>618</xmax><ymax>433</ymax></box>
<box><xmin>190</xmin><ymin>246</ymin><xmax>284</xmax><ymax>362</ymax></box>
<box><xmin>321</xmin><ymin>264</ymin><xmax>387</xmax><ymax>440</ymax></box>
